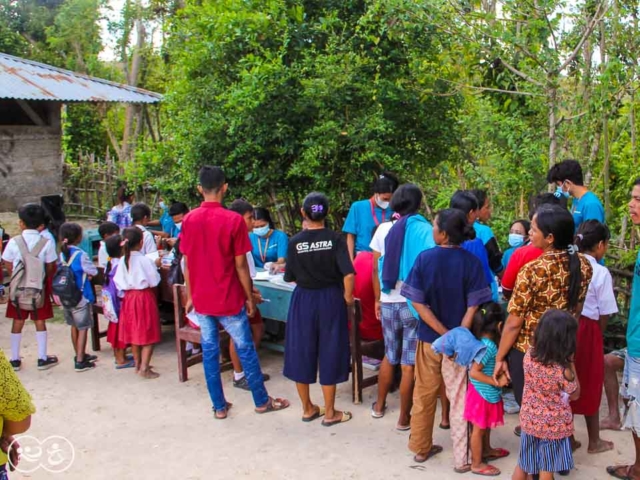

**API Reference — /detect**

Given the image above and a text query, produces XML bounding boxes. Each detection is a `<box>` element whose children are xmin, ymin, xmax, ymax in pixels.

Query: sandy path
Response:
<box><xmin>0</xmin><ymin>308</ymin><xmax>633</xmax><ymax>480</ymax></box>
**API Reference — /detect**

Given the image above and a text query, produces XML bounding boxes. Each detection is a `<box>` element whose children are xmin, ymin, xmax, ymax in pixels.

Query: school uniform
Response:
<box><xmin>103</xmin><ymin>258</ymin><xmax>126</xmax><ymax>350</ymax></box>
<box><xmin>283</xmin><ymin>228</ymin><xmax>354</xmax><ymax>385</ymax></box>
<box><xmin>135</xmin><ymin>225</ymin><xmax>158</xmax><ymax>256</ymax></box>
<box><xmin>2</xmin><ymin>230</ymin><xmax>58</xmax><ymax>320</ymax></box>
<box><xmin>98</xmin><ymin>241</ymin><xmax>109</xmax><ymax>269</ymax></box>
<box><xmin>114</xmin><ymin>252</ymin><xmax>161</xmax><ymax>346</ymax></box>
<box><xmin>59</xmin><ymin>246</ymin><xmax>98</xmax><ymax>331</ymax></box>
<box><xmin>571</xmin><ymin>254</ymin><xmax>618</xmax><ymax>415</ymax></box>
<box><xmin>342</xmin><ymin>198</ymin><xmax>392</xmax><ymax>254</ymax></box>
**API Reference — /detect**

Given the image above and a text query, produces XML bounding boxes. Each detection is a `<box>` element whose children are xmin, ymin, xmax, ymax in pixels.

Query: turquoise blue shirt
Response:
<box><xmin>474</xmin><ymin>221</ymin><xmax>495</xmax><ymax>245</ymax></box>
<box><xmin>470</xmin><ymin>338</ymin><xmax>501</xmax><ymax>403</ymax></box>
<box><xmin>502</xmin><ymin>246</ymin><xmax>517</xmax><ymax>270</ymax></box>
<box><xmin>572</xmin><ymin>191</ymin><xmax>604</xmax><ymax>232</ymax></box>
<box><xmin>628</xmin><ymin>250</ymin><xmax>640</xmax><ymax>357</ymax></box>
<box><xmin>343</xmin><ymin>198</ymin><xmax>393</xmax><ymax>254</ymax></box>
<box><xmin>249</xmin><ymin>229</ymin><xmax>288</xmax><ymax>268</ymax></box>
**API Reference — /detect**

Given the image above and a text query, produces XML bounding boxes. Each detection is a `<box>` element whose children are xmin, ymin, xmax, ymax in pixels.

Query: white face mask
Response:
<box><xmin>253</xmin><ymin>225</ymin><xmax>270</xmax><ymax>237</ymax></box>
<box><xmin>175</xmin><ymin>222</ymin><xmax>182</xmax><ymax>231</ymax></box>
<box><xmin>375</xmin><ymin>195</ymin><xmax>390</xmax><ymax>210</ymax></box>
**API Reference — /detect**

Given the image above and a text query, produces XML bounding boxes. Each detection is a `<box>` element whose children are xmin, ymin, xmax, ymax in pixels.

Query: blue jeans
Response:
<box><xmin>195</xmin><ymin>307</ymin><xmax>269</xmax><ymax>411</ymax></box>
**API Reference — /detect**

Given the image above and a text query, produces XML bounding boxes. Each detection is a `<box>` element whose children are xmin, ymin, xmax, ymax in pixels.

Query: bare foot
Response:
<box><xmin>600</xmin><ymin>417</ymin><xmax>622</xmax><ymax>431</ymax></box>
<box><xmin>139</xmin><ymin>368</ymin><xmax>160</xmax><ymax>379</ymax></box>
<box><xmin>588</xmin><ymin>438</ymin><xmax>614</xmax><ymax>454</ymax></box>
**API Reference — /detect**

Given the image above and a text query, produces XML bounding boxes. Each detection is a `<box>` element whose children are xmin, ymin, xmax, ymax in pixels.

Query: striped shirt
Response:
<box><xmin>470</xmin><ymin>338</ymin><xmax>501</xmax><ymax>403</ymax></box>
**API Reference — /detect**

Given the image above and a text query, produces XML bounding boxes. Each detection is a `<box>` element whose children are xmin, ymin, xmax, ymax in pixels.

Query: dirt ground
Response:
<box><xmin>0</xmin><ymin>304</ymin><xmax>634</xmax><ymax>480</ymax></box>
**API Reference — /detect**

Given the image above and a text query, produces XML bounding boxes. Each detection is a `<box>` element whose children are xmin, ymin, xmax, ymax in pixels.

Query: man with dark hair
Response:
<box><xmin>606</xmin><ymin>178</ymin><xmax>640</xmax><ymax>479</ymax></box>
<box><xmin>2</xmin><ymin>204</ymin><xmax>59</xmax><ymax>371</ymax></box>
<box><xmin>547</xmin><ymin>159</ymin><xmax>604</xmax><ymax>231</ymax></box>
<box><xmin>181</xmin><ymin>166</ymin><xmax>289</xmax><ymax>418</ymax></box>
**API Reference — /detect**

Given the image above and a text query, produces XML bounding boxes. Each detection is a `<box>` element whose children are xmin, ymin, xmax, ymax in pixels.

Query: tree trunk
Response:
<box><xmin>600</xmin><ymin>20</ymin><xmax>611</xmax><ymax>221</ymax></box>
<box><xmin>547</xmin><ymin>84</ymin><xmax>558</xmax><ymax>191</ymax></box>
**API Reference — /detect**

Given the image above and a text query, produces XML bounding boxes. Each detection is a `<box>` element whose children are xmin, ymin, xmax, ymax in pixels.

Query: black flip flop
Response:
<box><xmin>302</xmin><ymin>406</ymin><xmax>326</xmax><ymax>423</ymax></box>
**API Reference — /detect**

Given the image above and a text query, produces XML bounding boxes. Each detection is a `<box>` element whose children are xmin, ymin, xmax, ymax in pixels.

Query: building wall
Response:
<box><xmin>0</xmin><ymin>102</ymin><xmax>62</xmax><ymax>211</ymax></box>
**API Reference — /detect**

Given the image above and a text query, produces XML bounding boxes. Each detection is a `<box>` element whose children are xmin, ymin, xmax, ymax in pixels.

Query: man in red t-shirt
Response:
<box><xmin>181</xmin><ymin>166</ymin><xmax>289</xmax><ymax>419</ymax></box>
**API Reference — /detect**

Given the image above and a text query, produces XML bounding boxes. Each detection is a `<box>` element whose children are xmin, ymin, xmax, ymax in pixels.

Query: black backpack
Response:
<box><xmin>52</xmin><ymin>250</ymin><xmax>85</xmax><ymax>308</ymax></box>
<box><xmin>167</xmin><ymin>239</ymin><xmax>184</xmax><ymax>286</ymax></box>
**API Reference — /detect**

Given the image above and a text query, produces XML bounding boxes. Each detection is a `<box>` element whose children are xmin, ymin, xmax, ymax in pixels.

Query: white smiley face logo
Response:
<box><xmin>9</xmin><ymin>435</ymin><xmax>75</xmax><ymax>474</ymax></box>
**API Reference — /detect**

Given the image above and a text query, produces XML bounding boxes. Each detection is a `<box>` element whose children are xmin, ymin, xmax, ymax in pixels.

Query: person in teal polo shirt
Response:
<box><xmin>343</xmin><ymin>173</ymin><xmax>399</xmax><ymax>260</ymax></box>
<box><xmin>606</xmin><ymin>178</ymin><xmax>640</xmax><ymax>480</ymax></box>
<box><xmin>547</xmin><ymin>159</ymin><xmax>605</xmax><ymax>231</ymax></box>
<box><xmin>249</xmin><ymin>207</ymin><xmax>288</xmax><ymax>268</ymax></box>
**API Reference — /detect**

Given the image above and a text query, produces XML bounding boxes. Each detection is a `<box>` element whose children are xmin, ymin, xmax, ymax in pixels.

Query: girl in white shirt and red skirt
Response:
<box><xmin>114</xmin><ymin>227</ymin><xmax>162</xmax><ymax>379</ymax></box>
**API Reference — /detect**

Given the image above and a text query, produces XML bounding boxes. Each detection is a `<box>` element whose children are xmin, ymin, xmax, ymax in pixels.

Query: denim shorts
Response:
<box><xmin>622</xmin><ymin>352</ymin><xmax>640</xmax><ymax>434</ymax></box>
<box><xmin>611</xmin><ymin>348</ymin><xmax>627</xmax><ymax>360</ymax></box>
<box><xmin>64</xmin><ymin>299</ymin><xmax>93</xmax><ymax>331</ymax></box>
<box><xmin>381</xmin><ymin>302</ymin><xmax>418</xmax><ymax>366</ymax></box>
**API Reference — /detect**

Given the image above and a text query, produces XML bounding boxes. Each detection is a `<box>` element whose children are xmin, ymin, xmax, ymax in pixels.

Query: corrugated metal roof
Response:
<box><xmin>0</xmin><ymin>52</ymin><xmax>162</xmax><ymax>103</ymax></box>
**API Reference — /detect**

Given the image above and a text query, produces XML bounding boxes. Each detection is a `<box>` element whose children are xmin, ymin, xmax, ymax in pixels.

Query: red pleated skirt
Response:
<box><xmin>570</xmin><ymin>316</ymin><xmax>604</xmax><ymax>415</ymax></box>
<box><xmin>118</xmin><ymin>289</ymin><xmax>161</xmax><ymax>346</ymax></box>
<box><xmin>107</xmin><ymin>320</ymin><xmax>127</xmax><ymax>350</ymax></box>
<box><xmin>5</xmin><ymin>278</ymin><xmax>54</xmax><ymax>320</ymax></box>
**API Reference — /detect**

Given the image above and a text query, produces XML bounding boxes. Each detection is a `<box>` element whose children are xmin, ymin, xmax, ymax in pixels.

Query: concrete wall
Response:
<box><xmin>0</xmin><ymin>103</ymin><xmax>62</xmax><ymax>211</ymax></box>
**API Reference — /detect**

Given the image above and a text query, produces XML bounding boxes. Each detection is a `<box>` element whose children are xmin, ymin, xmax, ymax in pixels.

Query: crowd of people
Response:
<box><xmin>2</xmin><ymin>158</ymin><xmax>640</xmax><ymax>479</ymax></box>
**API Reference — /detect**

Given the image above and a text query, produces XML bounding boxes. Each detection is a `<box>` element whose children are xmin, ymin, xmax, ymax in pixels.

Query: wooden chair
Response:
<box><xmin>173</xmin><ymin>284</ymin><xmax>233</xmax><ymax>382</ymax></box>
<box><xmin>90</xmin><ymin>268</ymin><xmax>108</xmax><ymax>351</ymax></box>
<box><xmin>349</xmin><ymin>299</ymin><xmax>385</xmax><ymax>404</ymax></box>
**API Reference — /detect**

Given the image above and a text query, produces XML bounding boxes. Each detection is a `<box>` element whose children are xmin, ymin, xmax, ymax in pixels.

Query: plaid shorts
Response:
<box><xmin>381</xmin><ymin>302</ymin><xmax>418</xmax><ymax>366</ymax></box>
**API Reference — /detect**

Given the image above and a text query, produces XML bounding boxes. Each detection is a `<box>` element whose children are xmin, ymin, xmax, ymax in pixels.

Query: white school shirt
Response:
<box><xmin>39</xmin><ymin>229</ymin><xmax>56</xmax><ymax>247</ymax></box>
<box><xmin>136</xmin><ymin>225</ymin><xmax>158</xmax><ymax>255</ymax></box>
<box><xmin>2</xmin><ymin>229</ymin><xmax>58</xmax><ymax>269</ymax></box>
<box><xmin>98</xmin><ymin>241</ymin><xmax>109</xmax><ymax>268</ymax></box>
<box><xmin>369</xmin><ymin>221</ymin><xmax>405</xmax><ymax>303</ymax></box>
<box><xmin>581</xmin><ymin>254</ymin><xmax>619</xmax><ymax>321</ymax></box>
<box><xmin>113</xmin><ymin>251</ymin><xmax>161</xmax><ymax>291</ymax></box>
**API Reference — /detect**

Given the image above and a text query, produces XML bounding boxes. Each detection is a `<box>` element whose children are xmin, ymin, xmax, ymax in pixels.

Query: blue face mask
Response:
<box><xmin>508</xmin><ymin>233</ymin><xmax>525</xmax><ymax>248</ymax></box>
<box><xmin>159</xmin><ymin>201</ymin><xmax>166</xmax><ymax>210</ymax></box>
<box><xmin>253</xmin><ymin>225</ymin><xmax>270</xmax><ymax>237</ymax></box>
<box><xmin>554</xmin><ymin>185</ymin><xmax>570</xmax><ymax>199</ymax></box>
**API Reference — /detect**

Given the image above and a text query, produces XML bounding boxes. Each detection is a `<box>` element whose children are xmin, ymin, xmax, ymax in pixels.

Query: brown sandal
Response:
<box><xmin>414</xmin><ymin>445</ymin><xmax>443</xmax><ymax>463</ymax></box>
<box><xmin>213</xmin><ymin>402</ymin><xmax>233</xmax><ymax>420</ymax></box>
<box><xmin>255</xmin><ymin>397</ymin><xmax>290</xmax><ymax>414</ymax></box>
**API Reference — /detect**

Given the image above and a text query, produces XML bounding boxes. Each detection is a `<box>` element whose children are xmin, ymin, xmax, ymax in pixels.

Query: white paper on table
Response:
<box><xmin>254</xmin><ymin>271</ymin><xmax>271</xmax><ymax>281</ymax></box>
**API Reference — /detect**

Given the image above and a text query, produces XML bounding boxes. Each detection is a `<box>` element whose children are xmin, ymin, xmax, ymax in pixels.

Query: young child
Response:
<box><xmin>2</xmin><ymin>204</ymin><xmax>59</xmax><ymax>371</ymax></box>
<box><xmin>107</xmin><ymin>186</ymin><xmax>134</xmax><ymax>230</ymax></box>
<box><xmin>113</xmin><ymin>227</ymin><xmax>161</xmax><ymax>379</ymax></box>
<box><xmin>514</xmin><ymin>309</ymin><xmax>580</xmax><ymax>480</ymax></box>
<box><xmin>572</xmin><ymin>220</ymin><xmax>617</xmax><ymax>453</ymax></box>
<box><xmin>284</xmin><ymin>192</ymin><xmax>354</xmax><ymax>426</ymax></box>
<box><xmin>102</xmin><ymin>235</ymin><xmax>135</xmax><ymax>369</ymax></box>
<box><xmin>58</xmin><ymin>223</ymin><xmax>99</xmax><ymax>372</ymax></box>
<box><xmin>401</xmin><ymin>208</ymin><xmax>492</xmax><ymax>471</ymax></box>
<box><xmin>98</xmin><ymin>221</ymin><xmax>120</xmax><ymax>268</ymax></box>
<box><xmin>464</xmin><ymin>302</ymin><xmax>509</xmax><ymax>476</ymax></box>
<box><xmin>131</xmin><ymin>203</ymin><xmax>159</xmax><ymax>256</ymax></box>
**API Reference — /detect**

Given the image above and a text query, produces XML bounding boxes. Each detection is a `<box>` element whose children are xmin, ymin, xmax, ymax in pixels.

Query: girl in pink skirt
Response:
<box><xmin>114</xmin><ymin>227</ymin><xmax>161</xmax><ymax>379</ymax></box>
<box><xmin>463</xmin><ymin>302</ymin><xmax>510</xmax><ymax>476</ymax></box>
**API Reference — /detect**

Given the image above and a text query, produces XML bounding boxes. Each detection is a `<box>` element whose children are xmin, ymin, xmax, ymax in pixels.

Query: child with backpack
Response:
<box><xmin>102</xmin><ymin>235</ymin><xmax>134</xmax><ymax>369</ymax></box>
<box><xmin>2</xmin><ymin>204</ymin><xmax>59</xmax><ymax>372</ymax></box>
<box><xmin>56</xmin><ymin>223</ymin><xmax>98</xmax><ymax>372</ymax></box>
<box><xmin>113</xmin><ymin>227</ymin><xmax>162</xmax><ymax>379</ymax></box>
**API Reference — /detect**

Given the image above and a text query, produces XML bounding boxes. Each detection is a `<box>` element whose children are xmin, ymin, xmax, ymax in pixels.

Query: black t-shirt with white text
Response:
<box><xmin>284</xmin><ymin>228</ymin><xmax>354</xmax><ymax>289</ymax></box>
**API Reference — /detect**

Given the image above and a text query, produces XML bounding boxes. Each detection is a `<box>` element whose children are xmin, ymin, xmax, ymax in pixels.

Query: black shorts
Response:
<box><xmin>283</xmin><ymin>285</ymin><xmax>350</xmax><ymax>386</ymax></box>
<box><xmin>508</xmin><ymin>348</ymin><xmax>526</xmax><ymax>406</ymax></box>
